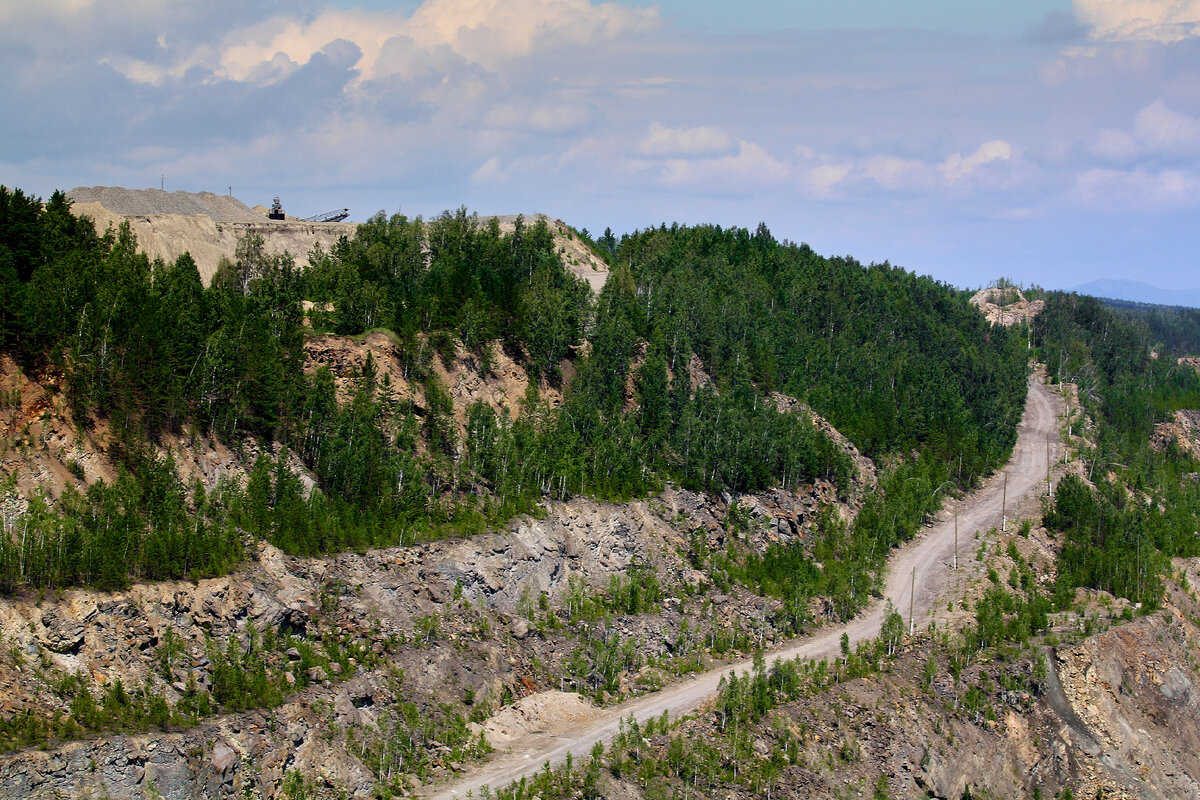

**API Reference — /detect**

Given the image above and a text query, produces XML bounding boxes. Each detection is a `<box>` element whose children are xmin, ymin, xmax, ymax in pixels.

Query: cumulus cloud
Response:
<box><xmin>1133</xmin><ymin>99</ymin><xmax>1200</xmax><ymax>151</ymax></box>
<box><xmin>805</xmin><ymin>163</ymin><xmax>853</xmax><ymax>192</ymax></box>
<box><xmin>1075</xmin><ymin>0</ymin><xmax>1200</xmax><ymax>43</ymax></box>
<box><xmin>636</xmin><ymin>123</ymin><xmax>736</xmax><ymax>159</ymax></box>
<box><xmin>939</xmin><ymin>140</ymin><xmax>1014</xmax><ymax>184</ymax></box>
<box><xmin>158</xmin><ymin>0</ymin><xmax>660</xmax><ymax>88</ymax></box>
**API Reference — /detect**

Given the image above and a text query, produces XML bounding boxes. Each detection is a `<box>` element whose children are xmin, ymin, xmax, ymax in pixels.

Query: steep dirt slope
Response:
<box><xmin>302</xmin><ymin>332</ymin><xmax>562</xmax><ymax>435</ymax></box>
<box><xmin>0</xmin><ymin>355</ymin><xmax>315</xmax><ymax>511</ymax></box>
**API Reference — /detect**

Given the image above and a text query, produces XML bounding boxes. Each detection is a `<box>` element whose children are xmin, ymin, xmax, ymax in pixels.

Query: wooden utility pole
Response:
<box><xmin>1047</xmin><ymin>441</ymin><xmax>1053</xmax><ymax>497</ymax></box>
<box><xmin>1002</xmin><ymin>471</ymin><xmax>1008</xmax><ymax>532</ymax></box>
<box><xmin>909</xmin><ymin>566</ymin><xmax>916</xmax><ymax>635</ymax></box>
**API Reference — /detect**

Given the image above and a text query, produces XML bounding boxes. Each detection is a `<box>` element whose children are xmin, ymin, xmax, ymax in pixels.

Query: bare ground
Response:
<box><xmin>424</xmin><ymin>375</ymin><xmax>1061</xmax><ymax>799</ymax></box>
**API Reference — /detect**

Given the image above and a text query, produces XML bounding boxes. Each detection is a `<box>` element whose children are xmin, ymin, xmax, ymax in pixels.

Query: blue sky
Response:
<box><xmin>3</xmin><ymin>0</ymin><xmax>1200</xmax><ymax>292</ymax></box>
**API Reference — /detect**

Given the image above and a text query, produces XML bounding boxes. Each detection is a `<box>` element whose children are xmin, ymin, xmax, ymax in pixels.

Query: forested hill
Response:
<box><xmin>1096</xmin><ymin>296</ymin><xmax>1200</xmax><ymax>357</ymax></box>
<box><xmin>1035</xmin><ymin>291</ymin><xmax>1200</xmax><ymax>609</ymax></box>
<box><xmin>616</xmin><ymin>224</ymin><xmax>1028</xmax><ymax>464</ymax></box>
<box><xmin>0</xmin><ymin>186</ymin><xmax>1028</xmax><ymax>596</ymax></box>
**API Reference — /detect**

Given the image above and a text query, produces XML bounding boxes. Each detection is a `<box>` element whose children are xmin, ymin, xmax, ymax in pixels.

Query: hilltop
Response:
<box><xmin>65</xmin><ymin>187</ymin><xmax>609</xmax><ymax>291</ymax></box>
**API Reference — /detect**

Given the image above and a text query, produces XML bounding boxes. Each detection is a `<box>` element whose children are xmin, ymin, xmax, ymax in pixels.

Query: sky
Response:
<box><xmin>2</xmin><ymin>0</ymin><xmax>1200</xmax><ymax>292</ymax></box>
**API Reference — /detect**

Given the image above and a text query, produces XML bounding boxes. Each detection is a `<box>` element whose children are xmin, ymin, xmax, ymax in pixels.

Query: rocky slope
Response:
<box><xmin>0</xmin><ymin>478</ymin><xmax>867</xmax><ymax>800</ymax></box>
<box><xmin>0</xmin><ymin>313</ymin><xmax>879</xmax><ymax>798</ymax></box>
<box><xmin>5</xmin><ymin>365</ymin><xmax>1200</xmax><ymax>799</ymax></box>
<box><xmin>568</xmin><ymin>534</ymin><xmax>1200</xmax><ymax>800</ymax></box>
<box><xmin>970</xmin><ymin>285</ymin><xmax>1044</xmax><ymax>327</ymax></box>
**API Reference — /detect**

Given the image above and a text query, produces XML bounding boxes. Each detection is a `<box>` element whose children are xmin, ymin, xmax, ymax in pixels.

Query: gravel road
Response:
<box><xmin>428</xmin><ymin>376</ymin><xmax>1060</xmax><ymax>799</ymax></box>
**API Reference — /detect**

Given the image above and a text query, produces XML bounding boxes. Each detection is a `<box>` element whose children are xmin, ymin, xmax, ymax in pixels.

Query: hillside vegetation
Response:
<box><xmin>9</xmin><ymin>188</ymin><xmax>1200</xmax><ymax>799</ymax></box>
<box><xmin>432</xmin><ymin>295</ymin><xmax>1200</xmax><ymax>800</ymax></box>
<box><xmin>1035</xmin><ymin>292</ymin><xmax>1200</xmax><ymax>607</ymax></box>
<box><xmin>1</xmin><ymin>187</ymin><xmax>1025</xmax><ymax>609</ymax></box>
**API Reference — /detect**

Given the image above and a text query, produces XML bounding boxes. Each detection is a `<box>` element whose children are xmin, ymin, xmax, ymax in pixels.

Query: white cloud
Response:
<box><xmin>864</xmin><ymin>155</ymin><xmax>936</xmax><ymax>191</ymax></box>
<box><xmin>1075</xmin><ymin>0</ymin><xmax>1200</xmax><ymax>43</ymax></box>
<box><xmin>1134</xmin><ymin>99</ymin><xmax>1200</xmax><ymax>151</ymax></box>
<box><xmin>636</xmin><ymin>123</ymin><xmax>736</xmax><ymax>158</ymax></box>
<box><xmin>143</xmin><ymin>0</ymin><xmax>660</xmax><ymax>88</ymax></box>
<box><xmin>405</xmin><ymin>0</ymin><xmax>659</xmax><ymax>67</ymax></box>
<box><xmin>1093</xmin><ymin>127</ymin><xmax>1141</xmax><ymax>160</ymax></box>
<box><xmin>939</xmin><ymin>140</ymin><xmax>1014</xmax><ymax>184</ymax></box>
<box><xmin>656</xmin><ymin>141</ymin><xmax>790</xmax><ymax>188</ymax></box>
<box><xmin>472</xmin><ymin>156</ymin><xmax>506</xmax><ymax>183</ymax></box>
<box><xmin>805</xmin><ymin>163</ymin><xmax>852</xmax><ymax>192</ymax></box>
<box><xmin>486</xmin><ymin>99</ymin><xmax>596</xmax><ymax>135</ymax></box>
<box><xmin>1094</xmin><ymin>100</ymin><xmax>1200</xmax><ymax>160</ymax></box>
<box><xmin>1074</xmin><ymin>165</ymin><xmax>1194</xmax><ymax>208</ymax></box>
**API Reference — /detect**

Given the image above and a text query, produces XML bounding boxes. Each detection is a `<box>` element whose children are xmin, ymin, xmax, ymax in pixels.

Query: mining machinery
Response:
<box><xmin>302</xmin><ymin>208</ymin><xmax>351</xmax><ymax>223</ymax></box>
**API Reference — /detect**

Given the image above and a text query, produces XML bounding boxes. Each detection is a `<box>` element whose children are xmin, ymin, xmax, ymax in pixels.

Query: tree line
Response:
<box><xmin>1</xmin><ymin>186</ymin><xmax>1027</xmax><ymax>594</ymax></box>
<box><xmin>1035</xmin><ymin>291</ymin><xmax>1200</xmax><ymax>609</ymax></box>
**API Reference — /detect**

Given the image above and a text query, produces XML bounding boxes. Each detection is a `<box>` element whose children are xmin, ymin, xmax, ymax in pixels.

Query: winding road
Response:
<box><xmin>428</xmin><ymin>376</ymin><xmax>1060</xmax><ymax>800</ymax></box>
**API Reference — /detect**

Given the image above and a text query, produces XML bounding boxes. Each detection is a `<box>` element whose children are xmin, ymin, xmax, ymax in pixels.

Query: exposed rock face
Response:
<box><xmin>302</xmin><ymin>332</ymin><xmax>561</xmax><ymax>435</ymax></box>
<box><xmin>768</xmin><ymin>391</ymin><xmax>878</xmax><ymax>510</ymax></box>
<box><xmin>1151</xmin><ymin>408</ymin><xmax>1200</xmax><ymax>457</ymax></box>
<box><xmin>3</xmin><ymin>481</ymin><xmax>1200</xmax><ymax>799</ymax></box>
<box><xmin>588</xmin><ymin>561</ymin><xmax>1200</xmax><ymax>800</ymax></box>
<box><xmin>970</xmin><ymin>286</ymin><xmax>1044</xmax><ymax>327</ymax></box>
<box><xmin>0</xmin><ymin>354</ymin><xmax>320</xmax><ymax>506</ymax></box>
<box><xmin>0</xmin><ymin>480</ymin><xmax>850</xmax><ymax>799</ymax></box>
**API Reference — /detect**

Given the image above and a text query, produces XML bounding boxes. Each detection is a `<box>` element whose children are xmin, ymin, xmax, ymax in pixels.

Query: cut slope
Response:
<box><xmin>67</xmin><ymin>187</ymin><xmax>353</xmax><ymax>286</ymax></box>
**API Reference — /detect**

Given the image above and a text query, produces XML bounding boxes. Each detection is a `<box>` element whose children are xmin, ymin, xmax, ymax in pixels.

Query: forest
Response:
<box><xmin>1035</xmin><ymin>291</ymin><xmax>1200</xmax><ymax>608</ymax></box>
<box><xmin>0</xmin><ymin>186</ymin><xmax>1028</xmax><ymax>611</ymax></box>
<box><xmin>1098</xmin><ymin>296</ymin><xmax>1200</xmax><ymax>357</ymax></box>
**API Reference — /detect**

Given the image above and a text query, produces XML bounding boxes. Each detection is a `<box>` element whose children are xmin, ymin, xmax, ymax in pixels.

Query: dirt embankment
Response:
<box><xmin>481</xmin><ymin>214</ymin><xmax>609</xmax><ymax>294</ymax></box>
<box><xmin>0</xmin><ymin>355</ymin><xmax>314</xmax><ymax>509</ymax></box>
<box><xmin>302</xmin><ymin>332</ymin><xmax>561</xmax><ymax>437</ymax></box>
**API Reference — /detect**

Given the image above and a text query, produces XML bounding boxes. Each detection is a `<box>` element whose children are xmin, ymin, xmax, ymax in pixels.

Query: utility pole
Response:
<box><xmin>1047</xmin><ymin>440</ymin><xmax>1053</xmax><ymax>497</ymax></box>
<box><xmin>1002</xmin><ymin>471</ymin><xmax>1008</xmax><ymax>532</ymax></box>
<box><xmin>909</xmin><ymin>566</ymin><xmax>916</xmax><ymax>636</ymax></box>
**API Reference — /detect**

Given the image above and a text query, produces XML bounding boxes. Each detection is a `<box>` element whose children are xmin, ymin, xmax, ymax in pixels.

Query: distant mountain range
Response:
<box><xmin>1069</xmin><ymin>279</ymin><xmax>1200</xmax><ymax>310</ymax></box>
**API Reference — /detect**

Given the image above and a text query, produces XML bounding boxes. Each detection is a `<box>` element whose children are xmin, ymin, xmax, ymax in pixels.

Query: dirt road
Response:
<box><xmin>428</xmin><ymin>376</ymin><xmax>1060</xmax><ymax>799</ymax></box>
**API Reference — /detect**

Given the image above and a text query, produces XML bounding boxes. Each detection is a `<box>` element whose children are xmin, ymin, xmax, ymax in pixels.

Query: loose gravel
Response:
<box><xmin>67</xmin><ymin>186</ymin><xmax>266</xmax><ymax>223</ymax></box>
